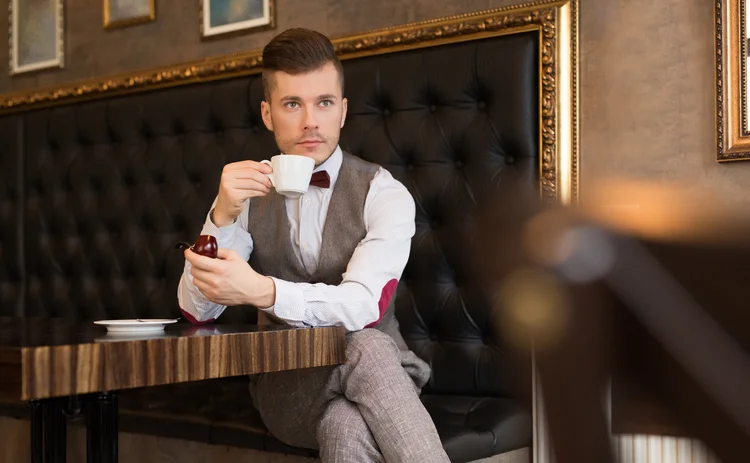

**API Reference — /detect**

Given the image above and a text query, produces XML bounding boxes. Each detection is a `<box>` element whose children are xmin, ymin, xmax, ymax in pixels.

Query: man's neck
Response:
<box><xmin>315</xmin><ymin>147</ymin><xmax>337</xmax><ymax>167</ymax></box>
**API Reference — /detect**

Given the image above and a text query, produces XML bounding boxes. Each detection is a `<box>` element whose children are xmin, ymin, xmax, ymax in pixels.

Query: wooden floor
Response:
<box><xmin>0</xmin><ymin>417</ymin><xmax>530</xmax><ymax>463</ymax></box>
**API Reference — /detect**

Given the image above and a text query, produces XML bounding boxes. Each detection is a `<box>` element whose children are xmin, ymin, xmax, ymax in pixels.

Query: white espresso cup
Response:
<box><xmin>260</xmin><ymin>154</ymin><xmax>315</xmax><ymax>198</ymax></box>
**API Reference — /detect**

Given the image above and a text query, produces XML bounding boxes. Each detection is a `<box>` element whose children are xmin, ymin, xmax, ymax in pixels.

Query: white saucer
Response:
<box><xmin>93</xmin><ymin>319</ymin><xmax>178</xmax><ymax>334</ymax></box>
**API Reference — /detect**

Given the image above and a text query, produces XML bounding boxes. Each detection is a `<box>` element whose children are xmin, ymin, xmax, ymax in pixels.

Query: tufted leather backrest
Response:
<box><xmin>0</xmin><ymin>31</ymin><xmax>539</xmax><ymax>397</ymax></box>
<box><xmin>20</xmin><ymin>79</ymin><xmax>277</xmax><ymax>323</ymax></box>
<box><xmin>0</xmin><ymin>116</ymin><xmax>23</xmax><ymax>317</ymax></box>
<box><xmin>340</xmin><ymin>34</ymin><xmax>539</xmax><ymax>395</ymax></box>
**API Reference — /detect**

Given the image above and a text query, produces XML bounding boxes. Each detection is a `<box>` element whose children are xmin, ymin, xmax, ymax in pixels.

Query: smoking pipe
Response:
<box><xmin>175</xmin><ymin>235</ymin><xmax>218</xmax><ymax>258</ymax></box>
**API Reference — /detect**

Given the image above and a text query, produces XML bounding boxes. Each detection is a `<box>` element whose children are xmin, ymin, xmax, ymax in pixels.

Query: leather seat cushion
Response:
<box><xmin>421</xmin><ymin>394</ymin><xmax>532</xmax><ymax>463</ymax></box>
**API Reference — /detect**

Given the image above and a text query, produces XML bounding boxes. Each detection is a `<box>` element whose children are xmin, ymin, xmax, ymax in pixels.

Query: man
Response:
<box><xmin>177</xmin><ymin>28</ymin><xmax>450</xmax><ymax>462</ymax></box>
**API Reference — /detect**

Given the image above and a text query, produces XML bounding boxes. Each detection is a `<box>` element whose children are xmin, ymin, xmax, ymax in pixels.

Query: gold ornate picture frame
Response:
<box><xmin>0</xmin><ymin>0</ymin><xmax>579</xmax><ymax>205</ymax></box>
<box><xmin>716</xmin><ymin>0</ymin><xmax>750</xmax><ymax>161</ymax></box>
<box><xmin>8</xmin><ymin>0</ymin><xmax>64</xmax><ymax>75</ymax></box>
<box><xmin>103</xmin><ymin>0</ymin><xmax>156</xmax><ymax>30</ymax></box>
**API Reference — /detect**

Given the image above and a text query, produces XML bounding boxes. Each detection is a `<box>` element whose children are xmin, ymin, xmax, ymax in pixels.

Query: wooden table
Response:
<box><xmin>0</xmin><ymin>317</ymin><xmax>347</xmax><ymax>463</ymax></box>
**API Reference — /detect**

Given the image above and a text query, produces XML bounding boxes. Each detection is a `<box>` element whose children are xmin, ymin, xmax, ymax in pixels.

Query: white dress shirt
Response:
<box><xmin>177</xmin><ymin>146</ymin><xmax>416</xmax><ymax>331</ymax></box>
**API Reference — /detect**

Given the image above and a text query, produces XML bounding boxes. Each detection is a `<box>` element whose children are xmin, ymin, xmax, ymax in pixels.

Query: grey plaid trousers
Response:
<box><xmin>250</xmin><ymin>329</ymin><xmax>450</xmax><ymax>462</ymax></box>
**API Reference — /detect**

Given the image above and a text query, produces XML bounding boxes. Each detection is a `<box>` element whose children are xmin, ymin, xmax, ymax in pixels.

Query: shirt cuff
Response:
<box><xmin>263</xmin><ymin>277</ymin><xmax>306</xmax><ymax>323</ymax></box>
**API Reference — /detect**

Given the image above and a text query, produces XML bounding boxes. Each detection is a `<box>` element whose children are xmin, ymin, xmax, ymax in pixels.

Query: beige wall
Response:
<box><xmin>2</xmin><ymin>0</ymin><xmax>750</xmax><ymax>204</ymax></box>
<box><xmin>0</xmin><ymin>0</ymin><xmax>511</xmax><ymax>93</ymax></box>
<box><xmin>577</xmin><ymin>0</ymin><xmax>750</xmax><ymax>207</ymax></box>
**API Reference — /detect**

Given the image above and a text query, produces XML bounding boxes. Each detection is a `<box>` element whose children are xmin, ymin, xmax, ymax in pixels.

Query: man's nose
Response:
<box><xmin>303</xmin><ymin>107</ymin><xmax>319</xmax><ymax>130</ymax></box>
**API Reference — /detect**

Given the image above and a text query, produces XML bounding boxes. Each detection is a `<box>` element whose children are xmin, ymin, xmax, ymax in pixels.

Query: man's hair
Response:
<box><xmin>261</xmin><ymin>28</ymin><xmax>344</xmax><ymax>101</ymax></box>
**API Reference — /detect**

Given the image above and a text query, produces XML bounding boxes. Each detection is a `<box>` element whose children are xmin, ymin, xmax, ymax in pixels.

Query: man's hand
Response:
<box><xmin>185</xmin><ymin>248</ymin><xmax>276</xmax><ymax>307</ymax></box>
<box><xmin>213</xmin><ymin>161</ymin><xmax>273</xmax><ymax>227</ymax></box>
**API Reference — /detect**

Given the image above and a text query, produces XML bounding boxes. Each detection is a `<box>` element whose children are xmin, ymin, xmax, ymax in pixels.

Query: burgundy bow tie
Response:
<box><xmin>309</xmin><ymin>171</ymin><xmax>330</xmax><ymax>188</ymax></box>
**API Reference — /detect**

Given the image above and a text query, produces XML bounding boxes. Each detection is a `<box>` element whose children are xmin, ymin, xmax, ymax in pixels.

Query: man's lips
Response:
<box><xmin>298</xmin><ymin>139</ymin><xmax>323</xmax><ymax>146</ymax></box>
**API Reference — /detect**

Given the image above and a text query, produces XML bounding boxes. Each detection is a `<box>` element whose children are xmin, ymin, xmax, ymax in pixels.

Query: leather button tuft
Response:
<box><xmin>505</xmin><ymin>156</ymin><xmax>515</xmax><ymax>165</ymax></box>
<box><xmin>383</xmin><ymin>108</ymin><xmax>391</xmax><ymax>117</ymax></box>
<box><xmin>455</xmin><ymin>160</ymin><xmax>463</xmax><ymax>169</ymax></box>
<box><xmin>429</xmin><ymin>104</ymin><xmax>437</xmax><ymax>113</ymax></box>
<box><xmin>407</xmin><ymin>164</ymin><xmax>414</xmax><ymax>171</ymax></box>
<box><xmin>477</xmin><ymin>101</ymin><xmax>487</xmax><ymax>110</ymax></box>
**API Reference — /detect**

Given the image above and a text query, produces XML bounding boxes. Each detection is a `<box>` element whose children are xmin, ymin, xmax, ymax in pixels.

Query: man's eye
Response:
<box><xmin>286</xmin><ymin>102</ymin><xmax>299</xmax><ymax>108</ymax></box>
<box><xmin>320</xmin><ymin>100</ymin><xmax>333</xmax><ymax>107</ymax></box>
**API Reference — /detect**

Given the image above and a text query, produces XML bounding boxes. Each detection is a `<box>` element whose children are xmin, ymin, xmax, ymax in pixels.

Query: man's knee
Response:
<box><xmin>317</xmin><ymin>398</ymin><xmax>367</xmax><ymax>443</ymax></box>
<box><xmin>346</xmin><ymin>328</ymin><xmax>399</xmax><ymax>365</ymax></box>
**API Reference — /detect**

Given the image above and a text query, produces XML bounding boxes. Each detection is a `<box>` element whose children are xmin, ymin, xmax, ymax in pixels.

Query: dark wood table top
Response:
<box><xmin>0</xmin><ymin>317</ymin><xmax>346</xmax><ymax>401</ymax></box>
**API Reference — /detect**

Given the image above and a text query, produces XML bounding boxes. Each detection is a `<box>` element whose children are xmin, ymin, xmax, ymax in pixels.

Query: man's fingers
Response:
<box><xmin>185</xmin><ymin>248</ymin><xmax>221</xmax><ymax>271</ymax></box>
<box><xmin>228</xmin><ymin>176</ymin><xmax>272</xmax><ymax>191</ymax></box>
<box><xmin>225</xmin><ymin>160</ymin><xmax>272</xmax><ymax>174</ymax></box>
<box><xmin>229</xmin><ymin>169</ymin><xmax>269</xmax><ymax>181</ymax></box>
<box><xmin>190</xmin><ymin>267</ymin><xmax>216</xmax><ymax>285</ymax></box>
<box><xmin>216</xmin><ymin>248</ymin><xmax>237</xmax><ymax>260</ymax></box>
<box><xmin>192</xmin><ymin>277</ymin><xmax>213</xmax><ymax>299</ymax></box>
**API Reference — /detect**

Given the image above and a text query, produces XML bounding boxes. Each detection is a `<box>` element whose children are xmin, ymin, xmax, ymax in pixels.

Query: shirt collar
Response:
<box><xmin>313</xmin><ymin>145</ymin><xmax>342</xmax><ymax>188</ymax></box>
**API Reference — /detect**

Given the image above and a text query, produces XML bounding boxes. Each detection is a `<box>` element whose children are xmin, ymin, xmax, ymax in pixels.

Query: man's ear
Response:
<box><xmin>340</xmin><ymin>97</ymin><xmax>348</xmax><ymax>129</ymax></box>
<box><xmin>261</xmin><ymin>100</ymin><xmax>274</xmax><ymax>131</ymax></box>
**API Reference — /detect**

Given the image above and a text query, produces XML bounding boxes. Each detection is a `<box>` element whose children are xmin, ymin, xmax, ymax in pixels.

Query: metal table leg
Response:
<box><xmin>86</xmin><ymin>392</ymin><xmax>118</xmax><ymax>463</ymax></box>
<box><xmin>29</xmin><ymin>398</ymin><xmax>67</xmax><ymax>463</ymax></box>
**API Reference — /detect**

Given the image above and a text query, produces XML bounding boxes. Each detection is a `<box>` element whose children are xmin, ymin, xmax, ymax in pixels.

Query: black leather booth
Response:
<box><xmin>0</xmin><ymin>30</ymin><xmax>540</xmax><ymax>462</ymax></box>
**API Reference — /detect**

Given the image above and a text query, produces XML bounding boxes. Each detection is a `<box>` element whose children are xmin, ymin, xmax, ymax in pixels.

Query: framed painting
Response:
<box><xmin>104</xmin><ymin>0</ymin><xmax>156</xmax><ymax>30</ymax></box>
<box><xmin>715</xmin><ymin>0</ymin><xmax>750</xmax><ymax>161</ymax></box>
<box><xmin>200</xmin><ymin>0</ymin><xmax>275</xmax><ymax>38</ymax></box>
<box><xmin>9</xmin><ymin>0</ymin><xmax>64</xmax><ymax>75</ymax></box>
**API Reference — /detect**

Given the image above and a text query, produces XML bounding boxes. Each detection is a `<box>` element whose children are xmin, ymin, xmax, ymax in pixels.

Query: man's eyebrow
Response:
<box><xmin>278</xmin><ymin>95</ymin><xmax>339</xmax><ymax>102</ymax></box>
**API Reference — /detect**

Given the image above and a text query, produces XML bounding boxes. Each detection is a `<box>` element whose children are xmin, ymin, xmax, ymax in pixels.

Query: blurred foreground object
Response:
<box><xmin>476</xmin><ymin>179</ymin><xmax>750</xmax><ymax>463</ymax></box>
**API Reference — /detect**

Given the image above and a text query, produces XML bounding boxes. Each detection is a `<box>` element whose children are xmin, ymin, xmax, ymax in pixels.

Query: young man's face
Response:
<box><xmin>261</xmin><ymin>62</ymin><xmax>347</xmax><ymax>166</ymax></box>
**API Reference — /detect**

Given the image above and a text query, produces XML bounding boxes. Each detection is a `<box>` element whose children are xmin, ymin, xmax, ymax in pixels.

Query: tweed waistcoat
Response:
<box><xmin>247</xmin><ymin>151</ymin><xmax>408</xmax><ymax>351</ymax></box>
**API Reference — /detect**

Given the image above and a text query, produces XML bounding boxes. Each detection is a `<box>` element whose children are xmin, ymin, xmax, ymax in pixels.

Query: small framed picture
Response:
<box><xmin>9</xmin><ymin>0</ymin><xmax>64</xmax><ymax>75</ymax></box>
<box><xmin>104</xmin><ymin>0</ymin><xmax>156</xmax><ymax>30</ymax></box>
<box><xmin>201</xmin><ymin>0</ymin><xmax>275</xmax><ymax>38</ymax></box>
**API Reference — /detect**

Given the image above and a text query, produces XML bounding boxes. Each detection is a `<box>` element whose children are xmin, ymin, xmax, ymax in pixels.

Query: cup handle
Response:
<box><xmin>260</xmin><ymin>160</ymin><xmax>275</xmax><ymax>187</ymax></box>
